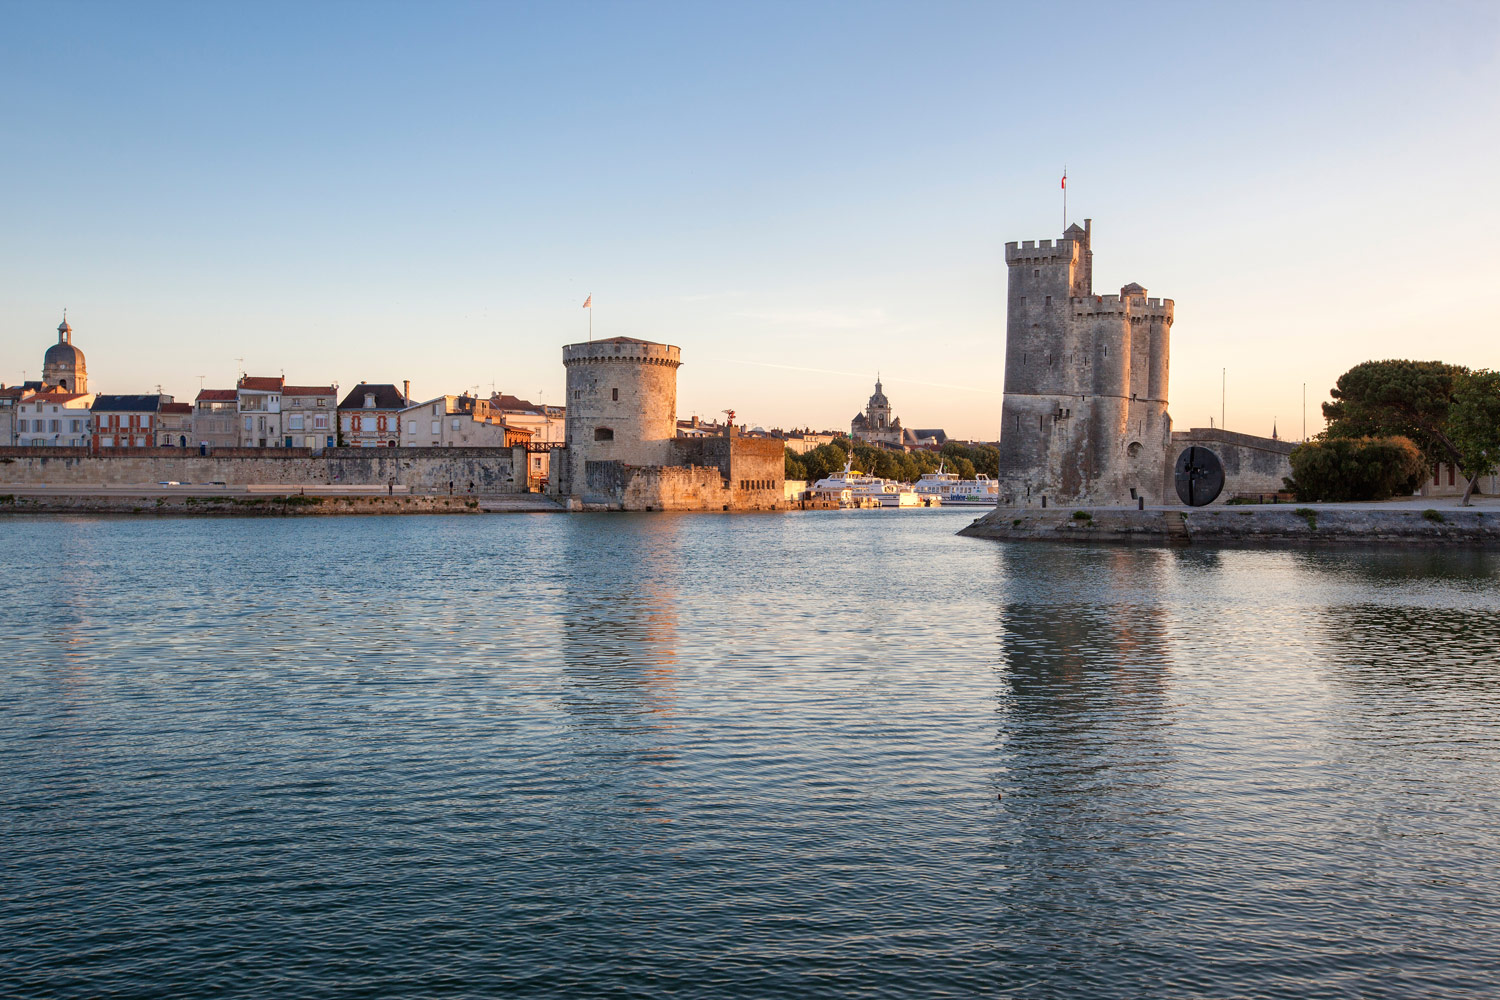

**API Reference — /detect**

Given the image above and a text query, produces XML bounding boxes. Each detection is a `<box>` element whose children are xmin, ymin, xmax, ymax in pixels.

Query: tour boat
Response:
<box><xmin>811</xmin><ymin>455</ymin><xmax>928</xmax><ymax>508</ymax></box>
<box><xmin>914</xmin><ymin>461</ymin><xmax>1000</xmax><ymax>507</ymax></box>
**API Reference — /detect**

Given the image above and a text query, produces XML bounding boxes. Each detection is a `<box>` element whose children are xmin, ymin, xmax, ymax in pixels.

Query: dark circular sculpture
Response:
<box><xmin>1174</xmin><ymin>447</ymin><xmax>1225</xmax><ymax>506</ymax></box>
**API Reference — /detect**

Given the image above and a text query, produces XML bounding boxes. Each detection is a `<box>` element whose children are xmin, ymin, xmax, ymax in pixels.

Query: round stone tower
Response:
<box><xmin>560</xmin><ymin>336</ymin><xmax>682</xmax><ymax>494</ymax></box>
<box><xmin>43</xmin><ymin>314</ymin><xmax>87</xmax><ymax>392</ymax></box>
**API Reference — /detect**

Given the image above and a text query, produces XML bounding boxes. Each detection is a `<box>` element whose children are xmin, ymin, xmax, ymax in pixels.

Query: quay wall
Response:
<box><xmin>0</xmin><ymin>446</ymin><xmax>528</xmax><ymax>492</ymax></box>
<box><xmin>959</xmin><ymin>505</ymin><xmax>1500</xmax><ymax>548</ymax></box>
<box><xmin>0</xmin><ymin>493</ymin><xmax>486</xmax><ymax>516</ymax></box>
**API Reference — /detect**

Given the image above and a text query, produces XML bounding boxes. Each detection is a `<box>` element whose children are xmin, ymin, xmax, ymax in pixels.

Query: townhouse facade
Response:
<box><xmin>158</xmin><ymin>402</ymin><xmax>193</xmax><ymax>447</ymax></box>
<box><xmin>91</xmin><ymin>395</ymin><xmax>172</xmax><ymax>449</ymax></box>
<box><xmin>338</xmin><ymin>382</ymin><xmax>410</xmax><ymax>447</ymax></box>
<box><xmin>279</xmin><ymin>384</ymin><xmax>338</xmax><ymax>450</ymax></box>
<box><xmin>192</xmin><ymin>389</ymin><xmax>239</xmax><ymax>449</ymax></box>
<box><xmin>237</xmin><ymin>376</ymin><xmax>283</xmax><ymax>447</ymax></box>
<box><xmin>17</xmin><ymin>392</ymin><xmax>95</xmax><ymax>446</ymax></box>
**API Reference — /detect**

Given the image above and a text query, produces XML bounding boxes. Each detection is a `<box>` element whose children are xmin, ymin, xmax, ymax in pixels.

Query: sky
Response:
<box><xmin>3</xmin><ymin>1</ymin><xmax>1498</xmax><ymax>440</ymax></box>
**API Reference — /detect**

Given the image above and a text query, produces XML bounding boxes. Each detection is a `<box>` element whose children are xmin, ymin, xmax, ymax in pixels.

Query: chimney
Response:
<box><xmin>403</xmin><ymin>380</ymin><xmax>410</xmax><ymax>405</ymax></box>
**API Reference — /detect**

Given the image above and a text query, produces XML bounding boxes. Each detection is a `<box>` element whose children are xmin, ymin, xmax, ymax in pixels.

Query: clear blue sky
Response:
<box><xmin>4</xmin><ymin>1</ymin><xmax>1497</xmax><ymax>439</ymax></box>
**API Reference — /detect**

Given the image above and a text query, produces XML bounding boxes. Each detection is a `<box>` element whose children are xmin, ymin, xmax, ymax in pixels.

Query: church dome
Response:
<box><xmin>45</xmin><ymin>341</ymin><xmax>85</xmax><ymax>370</ymax></box>
<box><xmin>44</xmin><ymin>341</ymin><xmax>84</xmax><ymax>368</ymax></box>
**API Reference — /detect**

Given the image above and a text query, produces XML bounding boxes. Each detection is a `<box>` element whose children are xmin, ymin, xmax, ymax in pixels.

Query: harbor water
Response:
<box><xmin>4</xmin><ymin>510</ymin><xmax>1499</xmax><ymax>998</ymax></box>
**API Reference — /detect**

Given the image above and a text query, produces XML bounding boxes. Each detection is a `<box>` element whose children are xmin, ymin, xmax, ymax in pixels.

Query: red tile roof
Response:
<box><xmin>492</xmin><ymin>394</ymin><xmax>539</xmax><ymax>411</ymax></box>
<box><xmin>281</xmin><ymin>385</ymin><xmax>336</xmax><ymax>396</ymax></box>
<box><xmin>23</xmin><ymin>392</ymin><xmax>89</xmax><ymax>403</ymax></box>
<box><xmin>237</xmin><ymin>376</ymin><xmax>284</xmax><ymax>391</ymax></box>
<box><xmin>161</xmin><ymin>402</ymin><xmax>193</xmax><ymax>414</ymax></box>
<box><xmin>196</xmin><ymin>388</ymin><xmax>238</xmax><ymax>401</ymax></box>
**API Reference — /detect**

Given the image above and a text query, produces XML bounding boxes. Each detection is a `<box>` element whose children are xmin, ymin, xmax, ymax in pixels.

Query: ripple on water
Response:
<box><xmin>2</xmin><ymin>512</ymin><xmax>1499</xmax><ymax>998</ymax></box>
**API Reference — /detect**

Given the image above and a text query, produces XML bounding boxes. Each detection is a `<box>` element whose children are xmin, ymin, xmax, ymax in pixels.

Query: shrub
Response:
<box><xmin>1072</xmin><ymin>510</ymin><xmax>1092</xmax><ymax>522</ymax></box>
<box><xmin>1285</xmin><ymin>436</ymin><xmax>1426</xmax><ymax>502</ymax></box>
<box><xmin>1422</xmin><ymin>509</ymin><xmax>1445</xmax><ymax>523</ymax></box>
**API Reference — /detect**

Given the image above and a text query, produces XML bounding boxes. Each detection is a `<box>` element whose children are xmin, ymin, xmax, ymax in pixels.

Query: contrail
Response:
<box><xmin>717</xmin><ymin>358</ymin><xmax>995</xmax><ymax>394</ymax></box>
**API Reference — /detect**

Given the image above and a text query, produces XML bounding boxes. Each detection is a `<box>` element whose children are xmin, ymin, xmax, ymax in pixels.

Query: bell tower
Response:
<box><xmin>42</xmin><ymin>313</ymin><xmax>88</xmax><ymax>392</ymax></box>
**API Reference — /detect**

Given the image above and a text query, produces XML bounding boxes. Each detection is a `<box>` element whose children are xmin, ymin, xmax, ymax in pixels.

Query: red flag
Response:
<box><xmin>1061</xmin><ymin>173</ymin><xmax>1067</xmax><ymax>190</ymax></box>
<box><xmin>582</xmin><ymin>295</ymin><xmax>592</xmax><ymax>308</ymax></box>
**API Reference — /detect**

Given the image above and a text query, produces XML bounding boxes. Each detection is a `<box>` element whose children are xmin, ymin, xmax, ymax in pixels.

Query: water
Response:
<box><xmin>3</xmin><ymin>510</ymin><xmax>1499</xmax><ymax>998</ymax></box>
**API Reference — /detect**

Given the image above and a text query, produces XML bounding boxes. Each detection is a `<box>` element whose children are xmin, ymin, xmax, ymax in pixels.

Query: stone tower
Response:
<box><xmin>997</xmin><ymin>220</ymin><xmax>1173</xmax><ymax>505</ymax></box>
<box><xmin>43</xmin><ymin>314</ymin><xmax>88</xmax><ymax>392</ymax></box>
<box><xmin>559</xmin><ymin>336</ymin><xmax>682</xmax><ymax>495</ymax></box>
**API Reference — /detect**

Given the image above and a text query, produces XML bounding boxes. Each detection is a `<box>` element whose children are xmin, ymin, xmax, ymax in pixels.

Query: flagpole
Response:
<box><xmin>1062</xmin><ymin>166</ymin><xmax>1067</xmax><ymax>231</ymax></box>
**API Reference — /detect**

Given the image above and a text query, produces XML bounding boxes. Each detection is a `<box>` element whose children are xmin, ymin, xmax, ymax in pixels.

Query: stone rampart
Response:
<box><xmin>1166</xmin><ymin>429</ymin><xmax>1295</xmax><ymax>503</ymax></box>
<box><xmin>0</xmin><ymin>447</ymin><xmax>526</xmax><ymax>492</ymax></box>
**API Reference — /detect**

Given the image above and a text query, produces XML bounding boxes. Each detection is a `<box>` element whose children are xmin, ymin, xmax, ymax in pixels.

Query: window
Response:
<box><xmin>594</xmin><ymin>427</ymin><xmax>614</xmax><ymax>441</ymax></box>
<box><xmin>432</xmin><ymin>404</ymin><xmax>440</xmax><ymax>415</ymax></box>
<box><xmin>244</xmin><ymin>416</ymin><xmax>254</xmax><ymax>432</ymax></box>
<box><xmin>612</xmin><ymin>388</ymin><xmax>618</xmax><ymax>401</ymax></box>
<box><xmin>431</xmin><ymin>421</ymin><xmax>441</xmax><ymax>435</ymax></box>
<box><xmin>451</xmin><ymin>418</ymin><xmax>460</xmax><ymax>430</ymax></box>
<box><xmin>288</xmin><ymin>415</ymin><xmax>304</xmax><ymax>430</ymax></box>
<box><xmin>313</xmin><ymin>415</ymin><xmax>328</xmax><ymax>430</ymax></box>
<box><xmin>317</xmin><ymin>398</ymin><xmax>326</xmax><ymax>406</ymax></box>
<box><xmin>49</xmin><ymin>420</ymin><xmax>59</xmax><ymax>432</ymax></box>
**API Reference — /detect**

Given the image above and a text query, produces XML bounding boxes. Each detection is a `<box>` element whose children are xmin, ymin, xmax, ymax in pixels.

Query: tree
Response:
<box><xmin>1323</xmin><ymin>360</ymin><xmax>1468</xmax><ymax>469</ymax></box>
<box><xmin>1449</xmin><ymin>368</ymin><xmax>1500</xmax><ymax>506</ymax></box>
<box><xmin>784</xmin><ymin>449</ymin><xmax>807</xmax><ymax>481</ymax></box>
<box><xmin>1285</xmin><ymin>436</ymin><xmax>1427</xmax><ymax>502</ymax></box>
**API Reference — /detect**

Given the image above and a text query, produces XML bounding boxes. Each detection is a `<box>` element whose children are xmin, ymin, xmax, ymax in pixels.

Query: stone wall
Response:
<box><xmin>0</xmin><ymin>446</ymin><xmax>528</xmax><ymax>492</ymax></box>
<box><xmin>1165</xmin><ymin>429</ymin><xmax>1295</xmax><ymax>503</ymax></box>
<box><xmin>571</xmin><ymin>434</ymin><xmax>785</xmax><ymax>511</ymax></box>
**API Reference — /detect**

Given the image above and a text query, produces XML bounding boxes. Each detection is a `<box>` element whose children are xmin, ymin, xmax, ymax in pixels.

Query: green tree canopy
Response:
<box><xmin>1323</xmin><ymin>360</ymin><xmax>1467</xmax><ymax>466</ymax></box>
<box><xmin>1286</xmin><ymin>436</ymin><xmax>1427</xmax><ymax>502</ymax></box>
<box><xmin>1449</xmin><ymin>368</ymin><xmax>1500</xmax><ymax>505</ymax></box>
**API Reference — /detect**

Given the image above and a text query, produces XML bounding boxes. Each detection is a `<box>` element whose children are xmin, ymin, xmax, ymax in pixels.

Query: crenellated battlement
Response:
<box><xmin>1068</xmin><ymin>294</ymin><xmax>1174</xmax><ymax>319</ymax></box>
<box><xmin>1005</xmin><ymin>238</ymin><xmax>1080</xmax><ymax>265</ymax></box>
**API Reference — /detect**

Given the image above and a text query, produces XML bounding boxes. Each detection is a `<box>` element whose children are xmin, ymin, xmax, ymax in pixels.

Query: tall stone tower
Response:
<box><xmin>43</xmin><ymin>315</ymin><xmax>87</xmax><ymax>392</ymax></box>
<box><xmin>559</xmin><ymin>336</ymin><xmax>682</xmax><ymax>496</ymax></box>
<box><xmin>997</xmin><ymin>220</ymin><xmax>1173</xmax><ymax>505</ymax></box>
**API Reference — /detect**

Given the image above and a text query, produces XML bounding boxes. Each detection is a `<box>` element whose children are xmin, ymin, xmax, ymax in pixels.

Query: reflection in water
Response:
<box><xmin>991</xmin><ymin>545</ymin><xmax>1180</xmax><ymax>968</ymax></box>
<box><xmin>558</xmin><ymin>517</ymin><xmax>686</xmax><ymax>833</ymax></box>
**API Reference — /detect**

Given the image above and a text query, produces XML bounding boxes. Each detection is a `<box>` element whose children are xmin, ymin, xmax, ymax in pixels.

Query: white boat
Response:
<box><xmin>811</xmin><ymin>454</ymin><xmax>928</xmax><ymax>508</ymax></box>
<box><xmin>914</xmin><ymin>461</ymin><xmax>1000</xmax><ymax>507</ymax></box>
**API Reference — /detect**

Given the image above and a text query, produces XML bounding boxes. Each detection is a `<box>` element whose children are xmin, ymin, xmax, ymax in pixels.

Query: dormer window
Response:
<box><xmin>365</xmin><ymin>394</ymin><xmax>376</xmax><ymax>408</ymax></box>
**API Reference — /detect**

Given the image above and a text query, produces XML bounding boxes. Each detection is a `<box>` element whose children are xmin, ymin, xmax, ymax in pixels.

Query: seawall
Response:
<box><xmin>0</xmin><ymin>492</ymin><xmax>493</xmax><ymax>516</ymax></box>
<box><xmin>0</xmin><ymin>446</ymin><xmax>527</xmax><ymax>492</ymax></box>
<box><xmin>959</xmin><ymin>505</ymin><xmax>1500</xmax><ymax>548</ymax></box>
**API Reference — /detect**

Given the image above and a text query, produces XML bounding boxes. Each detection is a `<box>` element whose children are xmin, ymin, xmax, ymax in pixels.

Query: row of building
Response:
<box><xmin>0</xmin><ymin>318</ymin><xmax>566</xmax><ymax>465</ymax></box>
